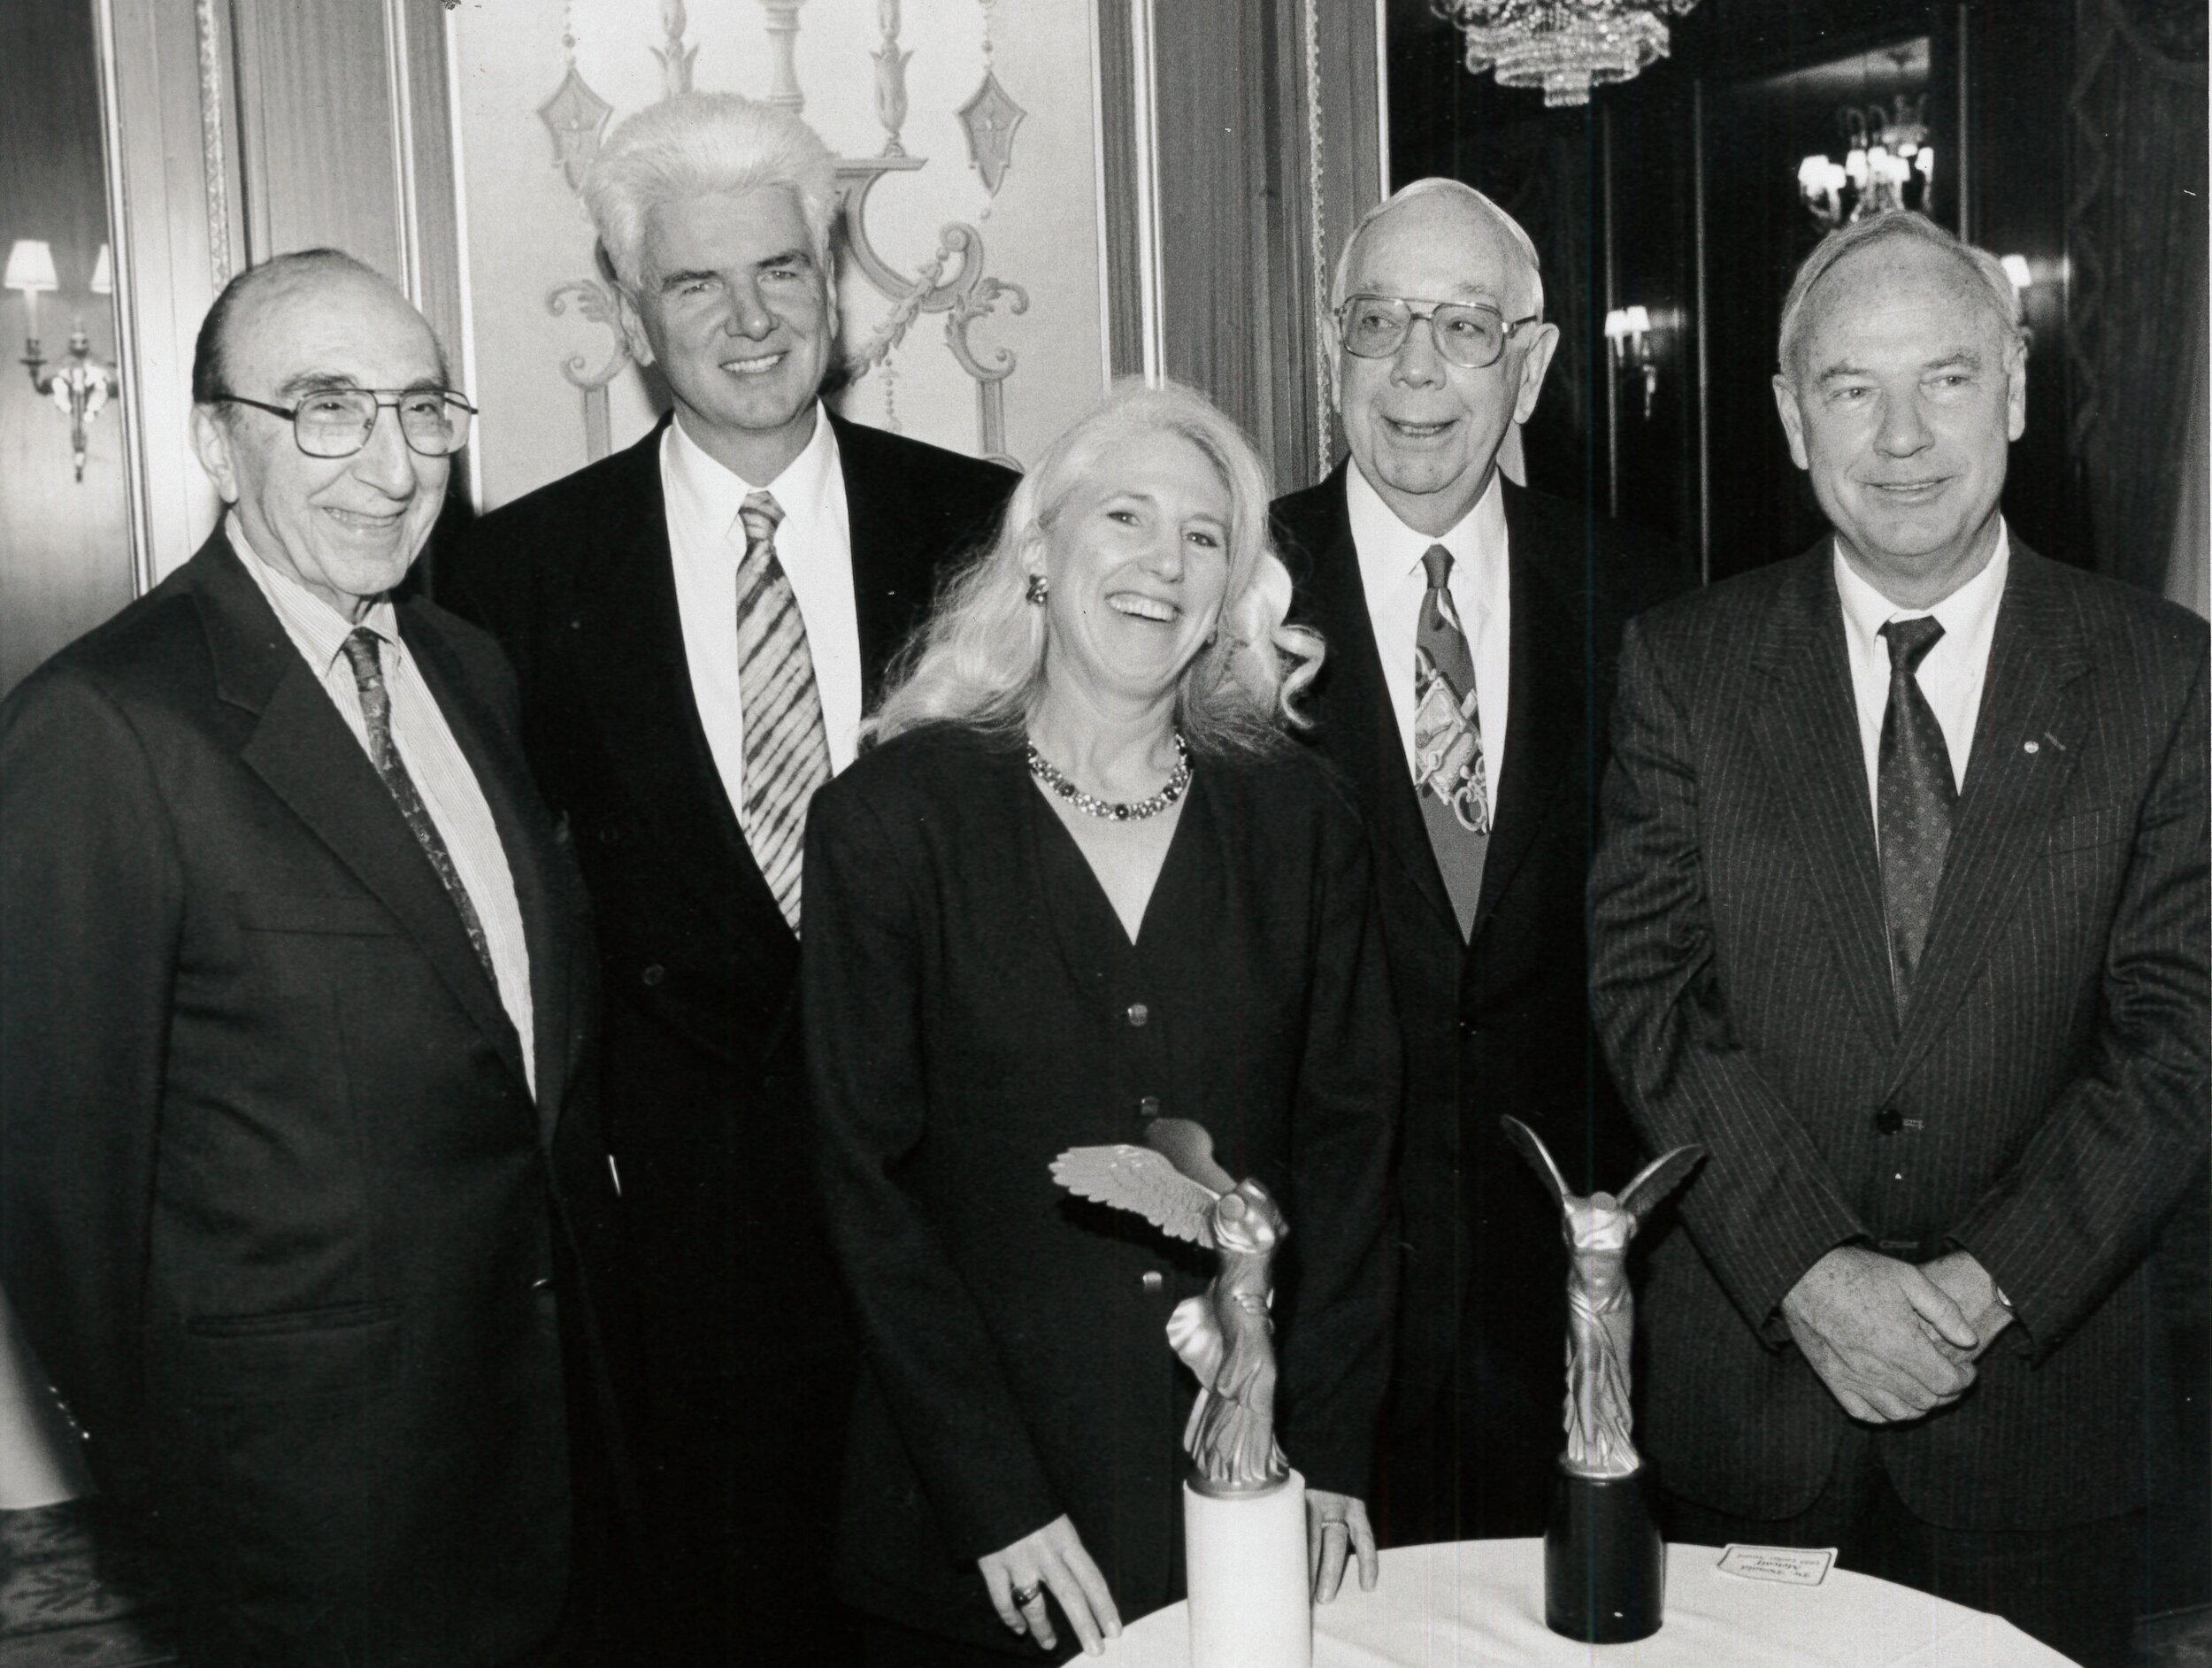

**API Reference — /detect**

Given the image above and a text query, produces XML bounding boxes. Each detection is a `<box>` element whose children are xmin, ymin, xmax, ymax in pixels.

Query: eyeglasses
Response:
<box><xmin>209</xmin><ymin>388</ymin><xmax>479</xmax><ymax>458</ymax></box>
<box><xmin>1334</xmin><ymin>295</ymin><xmax>1540</xmax><ymax>370</ymax></box>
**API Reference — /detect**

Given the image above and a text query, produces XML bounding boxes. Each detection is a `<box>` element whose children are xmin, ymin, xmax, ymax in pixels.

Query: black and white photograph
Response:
<box><xmin>0</xmin><ymin>1</ymin><xmax>2205</xmax><ymax>1664</ymax></box>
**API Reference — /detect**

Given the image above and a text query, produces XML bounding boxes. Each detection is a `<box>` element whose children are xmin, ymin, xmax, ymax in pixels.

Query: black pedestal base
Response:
<box><xmin>1543</xmin><ymin>1465</ymin><xmax>1664</xmax><ymax>1643</ymax></box>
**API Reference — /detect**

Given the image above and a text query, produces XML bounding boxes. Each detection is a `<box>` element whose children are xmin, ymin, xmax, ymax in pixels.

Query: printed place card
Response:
<box><xmin>1716</xmin><ymin>1544</ymin><xmax>1836</xmax><ymax>1586</ymax></box>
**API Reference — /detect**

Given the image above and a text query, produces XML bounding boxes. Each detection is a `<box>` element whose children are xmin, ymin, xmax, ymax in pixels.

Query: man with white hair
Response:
<box><xmin>1271</xmin><ymin>179</ymin><xmax>1687</xmax><ymax>1545</ymax></box>
<box><xmin>442</xmin><ymin>93</ymin><xmax>1017</xmax><ymax>1658</ymax></box>
<box><xmin>1591</xmin><ymin>211</ymin><xmax>2207</xmax><ymax>1667</ymax></box>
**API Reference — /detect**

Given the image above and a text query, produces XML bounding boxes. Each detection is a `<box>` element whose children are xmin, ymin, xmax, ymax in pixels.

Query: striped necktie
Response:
<box><xmin>339</xmin><ymin>629</ymin><xmax>497</xmax><ymax>986</ymax></box>
<box><xmin>1412</xmin><ymin>544</ymin><xmax>1490</xmax><ymax>939</ymax></box>
<box><xmin>734</xmin><ymin>490</ymin><xmax>833</xmax><ymax>932</ymax></box>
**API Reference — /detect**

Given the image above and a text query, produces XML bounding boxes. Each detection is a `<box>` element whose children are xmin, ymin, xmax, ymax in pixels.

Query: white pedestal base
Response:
<box><xmin>1182</xmin><ymin>1469</ymin><xmax>1311</xmax><ymax>1668</ymax></box>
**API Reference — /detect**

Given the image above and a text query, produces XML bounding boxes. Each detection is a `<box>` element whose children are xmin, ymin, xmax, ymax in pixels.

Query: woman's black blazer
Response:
<box><xmin>802</xmin><ymin>723</ymin><xmax>1400</xmax><ymax>1647</ymax></box>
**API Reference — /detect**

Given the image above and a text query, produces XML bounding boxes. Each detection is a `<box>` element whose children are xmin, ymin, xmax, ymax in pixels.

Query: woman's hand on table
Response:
<box><xmin>980</xmin><ymin>1513</ymin><xmax>1123</xmax><ymax>1656</ymax></box>
<box><xmin>1306</xmin><ymin>1489</ymin><xmax>1379</xmax><ymax>1603</ymax></box>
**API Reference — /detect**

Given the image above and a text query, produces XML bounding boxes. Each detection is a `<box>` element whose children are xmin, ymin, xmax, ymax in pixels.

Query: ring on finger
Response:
<box><xmin>1012</xmin><ymin>1580</ymin><xmax>1043</xmax><ymax>1608</ymax></box>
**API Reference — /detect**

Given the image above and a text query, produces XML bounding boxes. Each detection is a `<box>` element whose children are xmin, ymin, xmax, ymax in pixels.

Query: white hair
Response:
<box><xmin>1777</xmin><ymin>211</ymin><xmax>2024</xmax><ymax>380</ymax></box>
<box><xmin>866</xmin><ymin>380</ymin><xmax>1323</xmax><ymax>757</ymax></box>
<box><xmin>583</xmin><ymin>93</ymin><xmax>838</xmax><ymax>291</ymax></box>
<box><xmin>1329</xmin><ymin>177</ymin><xmax>1546</xmax><ymax>319</ymax></box>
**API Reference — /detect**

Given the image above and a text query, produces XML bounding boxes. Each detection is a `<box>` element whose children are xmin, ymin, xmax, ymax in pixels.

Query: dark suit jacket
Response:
<box><xmin>1271</xmin><ymin>466</ymin><xmax>1687</xmax><ymax>1468</ymax></box>
<box><xmin>439</xmin><ymin>411</ymin><xmax>1015</xmax><ymax>1403</ymax></box>
<box><xmin>0</xmin><ymin>534</ymin><xmax>626</xmax><ymax>1665</ymax></box>
<box><xmin>802</xmin><ymin>726</ymin><xmax>1397</xmax><ymax>1649</ymax></box>
<box><xmin>1591</xmin><ymin>541</ymin><xmax>2209</xmax><ymax>1529</ymax></box>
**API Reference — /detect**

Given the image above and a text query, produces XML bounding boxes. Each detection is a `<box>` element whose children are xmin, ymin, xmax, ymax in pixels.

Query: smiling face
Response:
<box><xmin>620</xmin><ymin>184</ymin><xmax>835</xmax><ymax>482</ymax></box>
<box><xmin>190</xmin><ymin>270</ymin><xmax>449</xmax><ymax>619</ymax></box>
<box><xmin>1773</xmin><ymin>236</ymin><xmax>2024</xmax><ymax>604</ymax></box>
<box><xmin>1032</xmin><ymin>428</ymin><xmax>1233</xmax><ymax>711</ymax></box>
<box><xmin>1336</xmin><ymin>192</ymin><xmax>1559</xmax><ymax>536</ymax></box>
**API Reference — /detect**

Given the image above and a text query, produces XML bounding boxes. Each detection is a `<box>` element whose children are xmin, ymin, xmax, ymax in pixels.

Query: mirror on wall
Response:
<box><xmin>0</xmin><ymin>1</ymin><xmax>133</xmax><ymax>698</ymax></box>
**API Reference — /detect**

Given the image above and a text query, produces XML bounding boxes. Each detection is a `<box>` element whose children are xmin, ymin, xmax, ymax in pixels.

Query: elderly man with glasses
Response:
<box><xmin>0</xmin><ymin>248</ymin><xmax>634</xmax><ymax>1666</ymax></box>
<box><xmin>1272</xmin><ymin>179</ymin><xmax>1690</xmax><ymax>1549</ymax></box>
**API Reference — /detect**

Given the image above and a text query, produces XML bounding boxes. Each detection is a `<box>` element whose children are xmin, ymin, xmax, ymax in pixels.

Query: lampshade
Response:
<box><xmin>1624</xmin><ymin>304</ymin><xmax>1652</xmax><ymax>335</ymax></box>
<box><xmin>89</xmin><ymin>243</ymin><xmax>113</xmax><ymax>296</ymax></box>
<box><xmin>1603</xmin><ymin>308</ymin><xmax>1631</xmax><ymax>342</ymax></box>
<box><xmin>2001</xmin><ymin>255</ymin><xmax>2034</xmax><ymax>290</ymax></box>
<box><xmin>4</xmin><ymin>239</ymin><xmax>59</xmax><ymax>295</ymax></box>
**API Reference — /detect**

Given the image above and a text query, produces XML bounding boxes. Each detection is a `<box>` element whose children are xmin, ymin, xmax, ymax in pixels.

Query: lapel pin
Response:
<box><xmin>2023</xmin><ymin>739</ymin><xmax>2039</xmax><ymax>755</ymax></box>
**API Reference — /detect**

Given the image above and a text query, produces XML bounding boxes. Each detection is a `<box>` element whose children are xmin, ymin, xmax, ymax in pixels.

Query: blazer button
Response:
<box><xmin>1141</xmin><ymin>1272</ymin><xmax>1164</xmax><ymax>1293</ymax></box>
<box><xmin>1873</xmin><ymin>1106</ymin><xmax>1904</xmax><ymax>1136</ymax></box>
<box><xmin>1125</xmin><ymin>1003</ymin><xmax>1149</xmax><ymax>1027</ymax></box>
<box><xmin>641</xmin><ymin>963</ymin><xmax>666</xmax><ymax>988</ymax></box>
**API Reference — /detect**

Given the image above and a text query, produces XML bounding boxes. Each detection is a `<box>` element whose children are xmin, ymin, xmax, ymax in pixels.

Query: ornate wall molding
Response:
<box><xmin>194</xmin><ymin>0</ymin><xmax>233</xmax><ymax>289</ymax></box>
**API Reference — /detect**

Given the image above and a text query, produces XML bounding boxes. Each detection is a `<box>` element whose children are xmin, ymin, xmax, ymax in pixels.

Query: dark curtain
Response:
<box><xmin>2065</xmin><ymin>0</ymin><xmax>2208</xmax><ymax>595</ymax></box>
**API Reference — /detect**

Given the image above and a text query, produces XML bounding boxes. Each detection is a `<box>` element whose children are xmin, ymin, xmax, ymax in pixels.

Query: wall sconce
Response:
<box><xmin>1605</xmin><ymin>304</ymin><xmax>1660</xmax><ymax>420</ymax></box>
<box><xmin>6</xmin><ymin>238</ymin><xmax>118</xmax><ymax>483</ymax></box>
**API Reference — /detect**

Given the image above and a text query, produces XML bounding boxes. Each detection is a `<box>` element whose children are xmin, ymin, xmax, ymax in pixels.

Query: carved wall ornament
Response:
<box><xmin>956</xmin><ymin>72</ymin><xmax>1026</xmax><ymax>197</ymax></box>
<box><xmin>760</xmin><ymin>0</ymin><xmax>807</xmax><ymax>112</ymax></box>
<box><xmin>652</xmin><ymin>0</ymin><xmax>697</xmax><ymax>100</ymax></box>
<box><xmin>872</xmin><ymin>0</ymin><xmax>913</xmax><ymax>158</ymax></box>
<box><xmin>546</xmin><ymin>277</ymin><xmax>632</xmax><ymax>463</ymax></box>
<box><xmin>538</xmin><ymin>7</ymin><xmax>613</xmax><ymax>195</ymax></box>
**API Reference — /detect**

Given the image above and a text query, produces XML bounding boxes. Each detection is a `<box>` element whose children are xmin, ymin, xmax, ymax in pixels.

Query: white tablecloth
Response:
<box><xmin>1102</xmin><ymin>1539</ymin><xmax>2078</xmax><ymax>1667</ymax></box>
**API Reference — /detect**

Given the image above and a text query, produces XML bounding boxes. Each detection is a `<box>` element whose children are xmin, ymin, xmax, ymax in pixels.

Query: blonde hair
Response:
<box><xmin>583</xmin><ymin>93</ymin><xmax>838</xmax><ymax>290</ymax></box>
<box><xmin>866</xmin><ymin>380</ymin><xmax>1323</xmax><ymax>756</ymax></box>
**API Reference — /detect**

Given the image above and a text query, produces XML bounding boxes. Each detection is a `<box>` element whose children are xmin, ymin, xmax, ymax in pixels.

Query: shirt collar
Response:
<box><xmin>227</xmin><ymin>510</ymin><xmax>402</xmax><ymax>676</ymax></box>
<box><xmin>1833</xmin><ymin>519</ymin><xmax>2010</xmax><ymax>663</ymax></box>
<box><xmin>664</xmin><ymin>401</ymin><xmax>840</xmax><ymax>550</ymax></box>
<box><xmin>1344</xmin><ymin>459</ymin><xmax>1509</xmax><ymax>619</ymax></box>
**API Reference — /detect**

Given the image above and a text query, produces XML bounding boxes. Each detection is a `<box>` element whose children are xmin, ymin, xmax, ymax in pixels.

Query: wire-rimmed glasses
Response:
<box><xmin>1333</xmin><ymin>295</ymin><xmax>1541</xmax><ymax>370</ymax></box>
<box><xmin>210</xmin><ymin>388</ymin><xmax>479</xmax><ymax>458</ymax></box>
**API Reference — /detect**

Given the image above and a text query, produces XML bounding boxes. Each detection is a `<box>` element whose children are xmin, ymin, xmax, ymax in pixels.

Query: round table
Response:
<box><xmin>1101</xmin><ymin>1539</ymin><xmax>2078</xmax><ymax>1666</ymax></box>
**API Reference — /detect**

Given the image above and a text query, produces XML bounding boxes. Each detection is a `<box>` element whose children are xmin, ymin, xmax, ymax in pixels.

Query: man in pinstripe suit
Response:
<box><xmin>1591</xmin><ymin>211</ymin><xmax>2208</xmax><ymax>1668</ymax></box>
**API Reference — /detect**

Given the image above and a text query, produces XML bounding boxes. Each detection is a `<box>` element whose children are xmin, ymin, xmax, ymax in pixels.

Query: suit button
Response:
<box><xmin>1141</xmin><ymin>1272</ymin><xmax>1164</xmax><ymax>1293</ymax></box>
<box><xmin>1125</xmin><ymin>1003</ymin><xmax>1149</xmax><ymax>1027</ymax></box>
<box><xmin>1137</xmin><ymin>1095</ymin><xmax>1162</xmax><ymax>1118</ymax></box>
<box><xmin>1873</xmin><ymin>1106</ymin><xmax>1904</xmax><ymax>1136</ymax></box>
<box><xmin>641</xmin><ymin>964</ymin><xmax>666</xmax><ymax>988</ymax></box>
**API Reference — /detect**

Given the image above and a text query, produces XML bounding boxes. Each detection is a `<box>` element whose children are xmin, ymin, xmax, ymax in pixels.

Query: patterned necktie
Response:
<box><xmin>734</xmin><ymin>489</ymin><xmax>833</xmax><ymax>932</ymax></box>
<box><xmin>1412</xmin><ymin>544</ymin><xmax>1489</xmax><ymax>939</ymax></box>
<box><xmin>340</xmin><ymin>629</ymin><xmax>497</xmax><ymax>986</ymax></box>
<box><xmin>1877</xmin><ymin>616</ymin><xmax>1955</xmax><ymax>1017</ymax></box>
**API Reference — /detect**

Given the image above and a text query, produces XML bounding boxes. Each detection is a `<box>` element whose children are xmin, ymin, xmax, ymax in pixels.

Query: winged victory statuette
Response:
<box><xmin>1052</xmin><ymin>1118</ymin><xmax>1289</xmax><ymax>1495</ymax></box>
<box><xmin>1501</xmin><ymin>1117</ymin><xmax>1703</xmax><ymax>1480</ymax></box>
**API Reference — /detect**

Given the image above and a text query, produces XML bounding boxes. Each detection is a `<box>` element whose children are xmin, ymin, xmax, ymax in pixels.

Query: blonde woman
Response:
<box><xmin>803</xmin><ymin>382</ymin><xmax>1398</xmax><ymax>1663</ymax></box>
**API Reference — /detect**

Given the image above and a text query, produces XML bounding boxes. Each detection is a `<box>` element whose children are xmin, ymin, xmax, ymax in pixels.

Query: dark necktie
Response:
<box><xmin>340</xmin><ymin>629</ymin><xmax>497</xmax><ymax>988</ymax></box>
<box><xmin>1877</xmin><ymin>616</ymin><xmax>1955</xmax><ymax>1016</ymax></box>
<box><xmin>733</xmin><ymin>490</ymin><xmax>833</xmax><ymax>932</ymax></box>
<box><xmin>1412</xmin><ymin>544</ymin><xmax>1489</xmax><ymax>939</ymax></box>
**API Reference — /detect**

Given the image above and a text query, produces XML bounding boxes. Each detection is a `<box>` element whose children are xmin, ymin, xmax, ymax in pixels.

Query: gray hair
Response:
<box><xmin>583</xmin><ymin>93</ymin><xmax>838</xmax><ymax>292</ymax></box>
<box><xmin>1777</xmin><ymin>211</ymin><xmax>2023</xmax><ymax>379</ymax></box>
<box><xmin>192</xmin><ymin>248</ymin><xmax>448</xmax><ymax>405</ymax></box>
<box><xmin>865</xmin><ymin>380</ymin><xmax>1323</xmax><ymax>757</ymax></box>
<box><xmin>1330</xmin><ymin>177</ymin><xmax>1546</xmax><ymax>320</ymax></box>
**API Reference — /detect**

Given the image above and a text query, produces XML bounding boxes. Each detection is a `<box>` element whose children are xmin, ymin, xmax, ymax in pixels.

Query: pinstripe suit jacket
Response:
<box><xmin>1590</xmin><ymin>538</ymin><xmax>2208</xmax><ymax>1530</ymax></box>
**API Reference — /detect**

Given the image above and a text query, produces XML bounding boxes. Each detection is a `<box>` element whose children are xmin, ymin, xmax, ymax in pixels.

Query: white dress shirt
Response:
<box><xmin>1834</xmin><ymin>522</ymin><xmax>2011</xmax><ymax>831</ymax></box>
<box><xmin>231</xmin><ymin>514</ymin><xmax>537</xmax><ymax>1095</ymax></box>
<box><xmin>1346</xmin><ymin>460</ymin><xmax>1512</xmax><ymax>827</ymax></box>
<box><xmin>661</xmin><ymin>404</ymin><xmax>862</xmax><ymax>821</ymax></box>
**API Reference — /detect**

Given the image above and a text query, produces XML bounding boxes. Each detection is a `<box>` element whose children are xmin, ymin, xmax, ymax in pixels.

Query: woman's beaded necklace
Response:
<box><xmin>1025</xmin><ymin>732</ymin><xmax>1192</xmax><ymax>822</ymax></box>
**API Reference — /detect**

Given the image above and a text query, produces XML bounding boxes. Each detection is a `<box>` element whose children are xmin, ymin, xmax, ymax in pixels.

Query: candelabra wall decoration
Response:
<box><xmin>531</xmin><ymin>0</ymin><xmax>1034</xmax><ymax>469</ymax></box>
<box><xmin>7</xmin><ymin>240</ymin><xmax>119</xmax><ymax>483</ymax></box>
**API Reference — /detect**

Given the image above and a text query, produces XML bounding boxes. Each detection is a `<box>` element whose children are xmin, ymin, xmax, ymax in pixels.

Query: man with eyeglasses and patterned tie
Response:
<box><xmin>1271</xmin><ymin>179</ymin><xmax>1688</xmax><ymax>1548</ymax></box>
<box><xmin>438</xmin><ymin>94</ymin><xmax>1017</xmax><ymax>1661</ymax></box>
<box><xmin>0</xmin><ymin>248</ymin><xmax>635</xmax><ymax>1665</ymax></box>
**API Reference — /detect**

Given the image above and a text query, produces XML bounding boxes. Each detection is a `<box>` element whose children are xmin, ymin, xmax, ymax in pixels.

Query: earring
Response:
<box><xmin>1025</xmin><ymin>573</ymin><xmax>1049</xmax><ymax>606</ymax></box>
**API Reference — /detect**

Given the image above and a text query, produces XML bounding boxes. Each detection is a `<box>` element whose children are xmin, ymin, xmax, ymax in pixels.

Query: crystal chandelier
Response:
<box><xmin>1432</xmin><ymin>0</ymin><xmax>1702</xmax><ymax>107</ymax></box>
<box><xmin>1798</xmin><ymin>93</ymin><xmax>1932</xmax><ymax>229</ymax></box>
